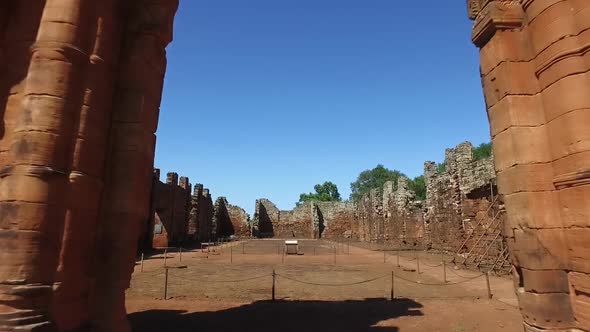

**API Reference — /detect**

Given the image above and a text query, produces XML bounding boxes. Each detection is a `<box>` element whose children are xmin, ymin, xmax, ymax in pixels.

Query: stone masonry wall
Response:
<box><xmin>252</xmin><ymin>199</ymin><xmax>356</xmax><ymax>239</ymax></box>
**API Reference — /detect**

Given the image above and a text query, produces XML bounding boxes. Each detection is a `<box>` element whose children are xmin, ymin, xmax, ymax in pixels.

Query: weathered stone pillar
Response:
<box><xmin>0</xmin><ymin>1</ymin><xmax>97</xmax><ymax>330</ymax></box>
<box><xmin>469</xmin><ymin>0</ymin><xmax>590</xmax><ymax>330</ymax></box>
<box><xmin>50</xmin><ymin>1</ymin><xmax>123</xmax><ymax>330</ymax></box>
<box><xmin>91</xmin><ymin>1</ymin><xmax>178</xmax><ymax>331</ymax></box>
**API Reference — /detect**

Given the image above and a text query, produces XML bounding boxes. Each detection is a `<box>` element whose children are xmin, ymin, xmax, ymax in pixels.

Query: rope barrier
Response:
<box><xmin>445</xmin><ymin>266</ymin><xmax>482</xmax><ymax>279</ymax></box>
<box><xmin>276</xmin><ymin>273</ymin><xmax>389</xmax><ymax>287</ymax></box>
<box><xmin>169</xmin><ymin>272</ymin><xmax>271</xmax><ymax>284</ymax></box>
<box><xmin>394</xmin><ymin>272</ymin><xmax>485</xmax><ymax>286</ymax></box>
<box><xmin>420</xmin><ymin>261</ymin><xmax>443</xmax><ymax>268</ymax></box>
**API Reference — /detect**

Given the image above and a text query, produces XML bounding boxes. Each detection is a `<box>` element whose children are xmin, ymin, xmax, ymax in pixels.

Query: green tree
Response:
<box><xmin>350</xmin><ymin>164</ymin><xmax>403</xmax><ymax>201</ymax></box>
<box><xmin>297</xmin><ymin>181</ymin><xmax>342</xmax><ymax>205</ymax></box>
<box><xmin>408</xmin><ymin>175</ymin><xmax>426</xmax><ymax>200</ymax></box>
<box><xmin>437</xmin><ymin>162</ymin><xmax>446</xmax><ymax>173</ymax></box>
<box><xmin>472</xmin><ymin>142</ymin><xmax>493</xmax><ymax>161</ymax></box>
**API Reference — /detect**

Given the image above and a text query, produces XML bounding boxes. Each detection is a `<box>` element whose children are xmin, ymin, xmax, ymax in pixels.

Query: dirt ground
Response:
<box><xmin>127</xmin><ymin>239</ymin><xmax>522</xmax><ymax>332</ymax></box>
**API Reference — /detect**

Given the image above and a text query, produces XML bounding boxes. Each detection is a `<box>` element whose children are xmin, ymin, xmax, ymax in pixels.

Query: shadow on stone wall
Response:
<box><xmin>257</xmin><ymin>204</ymin><xmax>274</xmax><ymax>238</ymax></box>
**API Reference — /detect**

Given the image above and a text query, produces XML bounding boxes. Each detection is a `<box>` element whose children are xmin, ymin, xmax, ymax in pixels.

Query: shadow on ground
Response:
<box><xmin>129</xmin><ymin>298</ymin><xmax>423</xmax><ymax>332</ymax></box>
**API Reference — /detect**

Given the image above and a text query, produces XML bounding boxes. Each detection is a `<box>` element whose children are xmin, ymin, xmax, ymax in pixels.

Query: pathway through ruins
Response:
<box><xmin>127</xmin><ymin>240</ymin><xmax>521</xmax><ymax>331</ymax></box>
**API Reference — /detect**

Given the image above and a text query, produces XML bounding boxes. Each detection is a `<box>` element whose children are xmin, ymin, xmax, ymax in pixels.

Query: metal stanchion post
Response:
<box><xmin>383</xmin><ymin>251</ymin><xmax>386</xmax><ymax>264</ymax></box>
<box><xmin>333</xmin><ymin>246</ymin><xmax>336</xmax><ymax>265</ymax></box>
<box><xmin>272</xmin><ymin>270</ymin><xmax>276</xmax><ymax>301</ymax></box>
<box><xmin>164</xmin><ymin>249</ymin><xmax>167</xmax><ymax>267</ymax></box>
<box><xmin>485</xmin><ymin>272</ymin><xmax>493</xmax><ymax>299</ymax></box>
<box><xmin>179</xmin><ymin>247</ymin><xmax>182</xmax><ymax>262</ymax></box>
<box><xmin>416</xmin><ymin>254</ymin><xmax>420</xmax><ymax>274</ymax></box>
<box><xmin>443</xmin><ymin>260</ymin><xmax>447</xmax><ymax>283</ymax></box>
<box><xmin>164</xmin><ymin>268</ymin><xmax>169</xmax><ymax>300</ymax></box>
<box><xmin>140</xmin><ymin>253</ymin><xmax>144</xmax><ymax>272</ymax></box>
<box><xmin>391</xmin><ymin>271</ymin><xmax>395</xmax><ymax>301</ymax></box>
<box><xmin>231</xmin><ymin>246</ymin><xmax>233</xmax><ymax>263</ymax></box>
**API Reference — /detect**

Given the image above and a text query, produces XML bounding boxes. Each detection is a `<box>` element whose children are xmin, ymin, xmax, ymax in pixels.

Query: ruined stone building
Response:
<box><xmin>0</xmin><ymin>0</ymin><xmax>588</xmax><ymax>331</ymax></box>
<box><xmin>258</xmin><ymin>142</ymin><xmax>501</xmax><ymax>263</ymax></box>
<box><xmin>139</xmin><ymin>170</ymin><xmax>191</xmax><ymax>248</ymax></box>
<box><xmin>213</xmin><ymin>197</ymin><xmax>251</xmax><ymax>239</ymax></box>
<box><xmin>252</xmin><ymin>199</ymin><xmax>356</xmax><ymax>239</ymax></box>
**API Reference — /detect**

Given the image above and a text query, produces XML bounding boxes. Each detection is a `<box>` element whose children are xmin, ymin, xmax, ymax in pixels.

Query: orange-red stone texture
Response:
<box><xmin>0</xmin><ymin>1</ymin><xmax>178</xmax><ymax>332</ymax></box>
<box><xmin>469</xmin><ymin>0</ymin><xmax>590</xmax><ymax>330</ymax></box>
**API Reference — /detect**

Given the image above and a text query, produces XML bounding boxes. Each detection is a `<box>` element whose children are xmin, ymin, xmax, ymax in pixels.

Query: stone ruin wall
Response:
<box><xmin>354</xmin><ymin>142</ymin><xmax>501</xmax><ymax>255</ymax></box>
<box><xmin>423</xmin><ymin>142</ymin><xmax>503</xmax><ymax>252</ymax></box>
<box><xmin>145</xmin><ymin>170</ymin><xmax>249</xmax><ymax>247</ymax></box>
<box><xmin>227</xmin><ymin>204</ymin><xmax>251</xmax><ymax>237</ymax></box>
<box><xmin>147</xmin><ymin>170</ymin><xmax>192</xmax><ymax>248</ymax></box>
<box><xmin>252</xmin><ymin>199</ymin><xmax>356</xmax><ymax>239</ymax></box>
<box><xmin>213</xmin><ymin>197</ymin><xmax>251</xmax><ymax>239</ymax></box>
<box><xmin>315</xmin><ymin>201</ymin><xmax>357</xmax><ymax>239</ymax></box>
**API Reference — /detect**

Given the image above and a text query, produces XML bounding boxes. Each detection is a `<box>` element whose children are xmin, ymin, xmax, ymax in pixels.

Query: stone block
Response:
<box><xmin>522</xmin><ymin>268</ymin><xmax>570</xmax><ymax>293</ymax></box>
<box><xmin>487</xmin><ymin>95</ymin><xmax>545</xmax><ymax>137</ymax></box>
<box><xmin>482</xmin><ymin>61</ymin><xmax>539</xmax><ymax>108</ymax></box>
<box><xmin>564</xmin><ymin>228</ymin><xmax>590</xmax><ymax>273</ymax></box>
<box><xmin>479</xmin><ymin>29</ymin><xmax>531</xmax><ymax>75</ymax></box>
<box><xmin>546</xmin><ymin>108</ymin><xmax>590</xmax><ymax>162</ymax></box>
<box><xmin>552</xmin><ymin>151</ymin><xmax>590</xmax><ymax>183</ymax></box>
<box><xmin>528</xmin><ymin>1</ymin><xmax>590</xmax><ymax>56</ymax></box>
<box><xmin>518</xmin><ymin>291</ymin><xmax>576</xmax><ymax>329</ymax></box>
<box><xmin>504</xmin><ymin>191</ymin><xmax>561</xmax><ymax>229</ymax></box>
<box><xmin>557</xmin><ymin>185</ymin><xmax>590</xmax><ymax>228</ymax></box>
<box><xmin>497</xmin><ymin>163</ymin><xmax>555</xmax><ymax>194</ymax></box>
<box><xmin>511</xmin><ymin>228</ymin><xmax>569</xmax><ymax>270</ymax></box>
<box><xmin>568</xmin><ymin>272</ymin><xmax>590</xmax><ymax>328</ymax></box>
<box><xmin>542</xmin><ymin>71</ymin><xmax>590</xmax><ymax>122</ymax></box>
<box><xmin>492</xmin><ymin>126</ymin><xmax>551</xmax><ymax>172</ymax></box>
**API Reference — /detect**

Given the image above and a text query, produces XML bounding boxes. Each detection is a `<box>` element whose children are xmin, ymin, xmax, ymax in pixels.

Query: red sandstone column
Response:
<box><xmin>91</xmin><ymin>2</ymin><xmax>179</xmax><ymax>331</ymax></box>
<box><xmin>0</xmin><ymin>1</ymin><xmax>46</xmax><ymax>168</ymax></box>
<box><xmin>469</xmin><ymin>0</ymin><xmax>590</xmax><ymax>330</ymax></box>
<box><xmin>0</xmin><ymin>0</ymin><xmax>95</xmax><ymax>329</ymax></box>
<box><xmin>49</xmin><ymin>1</ymin><xmax>124</xmax><ymax>330</ymax></box>
<box><xmin>525</xmin><ymin>1</ymin><xmax>590</xmax><ymax>329</ymax></box>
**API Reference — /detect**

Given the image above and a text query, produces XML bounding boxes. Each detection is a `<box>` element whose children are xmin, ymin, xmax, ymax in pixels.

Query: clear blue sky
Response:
<box><xmin>155</xmin><ymin>0</ymin><xmax>488</xmax><ymax>214</ymax></box>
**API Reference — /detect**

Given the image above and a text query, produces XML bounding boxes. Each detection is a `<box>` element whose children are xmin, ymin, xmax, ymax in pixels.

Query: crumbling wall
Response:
<box><xmin>315</xmin><ymin>202</ymin><xmax>357</xmax><ymax>239</ymax></box>
<box><xmin>252</xmin><ymin>199</ymin><xmax>355</xmax><ymax>239</ymax></box>
<box><xmin>423</xmin><ymin>142</ymin><xmax>498</xmax><ymax>251</ymax></box>
<box><xmin>213</xmin><ymin>197</ymin><xmax>235</xmax><ymax>238</ymax></box>
<box><xmin>469</xmin><ymin>1</ymin><xmax>590</xmax><ymax>330</ymax></box>
<box><xmin>357</xmin><ymin>188</ymin><xmax>385</xmax><ymax>242</ymax></box>
<box><xmin>278</xmin><ymin>203</ymin><xmax>313</xmax><ymax>238</ymax></box>
<box><xmin>197</xmin><ymin>187</ymin><xmax>214</xmax><ymax>242</ymax></box>
<box><xmin>383</xmin><ymin>177</ymin><xmax>425</xmax><ymax>248</ymax></box>
<box><xmin>253</xmin><ymin>199</ymin><xmax>280</xmax><ymax>237</ymax></box>
<box><xmin>146</xmin><ymin>171</ymin><xmax>191</xmax><ymax>248</ymax></box>
<box><xmin>227</xmin><ymin>204</ymin><xmax>251</xmax><ymax>237</ymax></box>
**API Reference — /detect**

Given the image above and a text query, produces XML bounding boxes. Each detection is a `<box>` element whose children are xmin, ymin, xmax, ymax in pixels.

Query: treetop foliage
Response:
<box><xmin>297</xmin><ymin>181</ymin><xmax>342</xmax><ymax>206</ymax></box>
<box><xmin>472</xmin><ymin>142</ymin><xmax>493</xmax><ymax>161</ymax></box>
<box><xmin>350</xmin><ymin>164</ymin><xmax>402</xmax><ymax>201</ymax></box>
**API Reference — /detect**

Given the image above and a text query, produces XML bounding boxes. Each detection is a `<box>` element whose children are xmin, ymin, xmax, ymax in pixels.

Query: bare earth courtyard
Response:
<box><xmin>127</xmin><ymin>240</ymin><xmax>522</xmax><ymax>332</ymax></box>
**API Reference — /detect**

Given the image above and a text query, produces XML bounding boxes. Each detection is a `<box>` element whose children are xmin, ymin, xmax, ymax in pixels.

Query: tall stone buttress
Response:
<box><xmin>468</xmin><ymin>0</ymin><xmax>590</xmax><ymax>330</ymax></box>
<box><xmin>0</xmin><ymin>1</ymin><xmax>179</xmax><ymax>332</ymax></box>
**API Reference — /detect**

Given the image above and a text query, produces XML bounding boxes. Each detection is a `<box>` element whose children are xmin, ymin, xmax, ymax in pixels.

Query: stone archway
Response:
<box><xmin>0</xmin><ymin>1</ymin><xmax>588</xmax><ymax>331</ymax></box>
